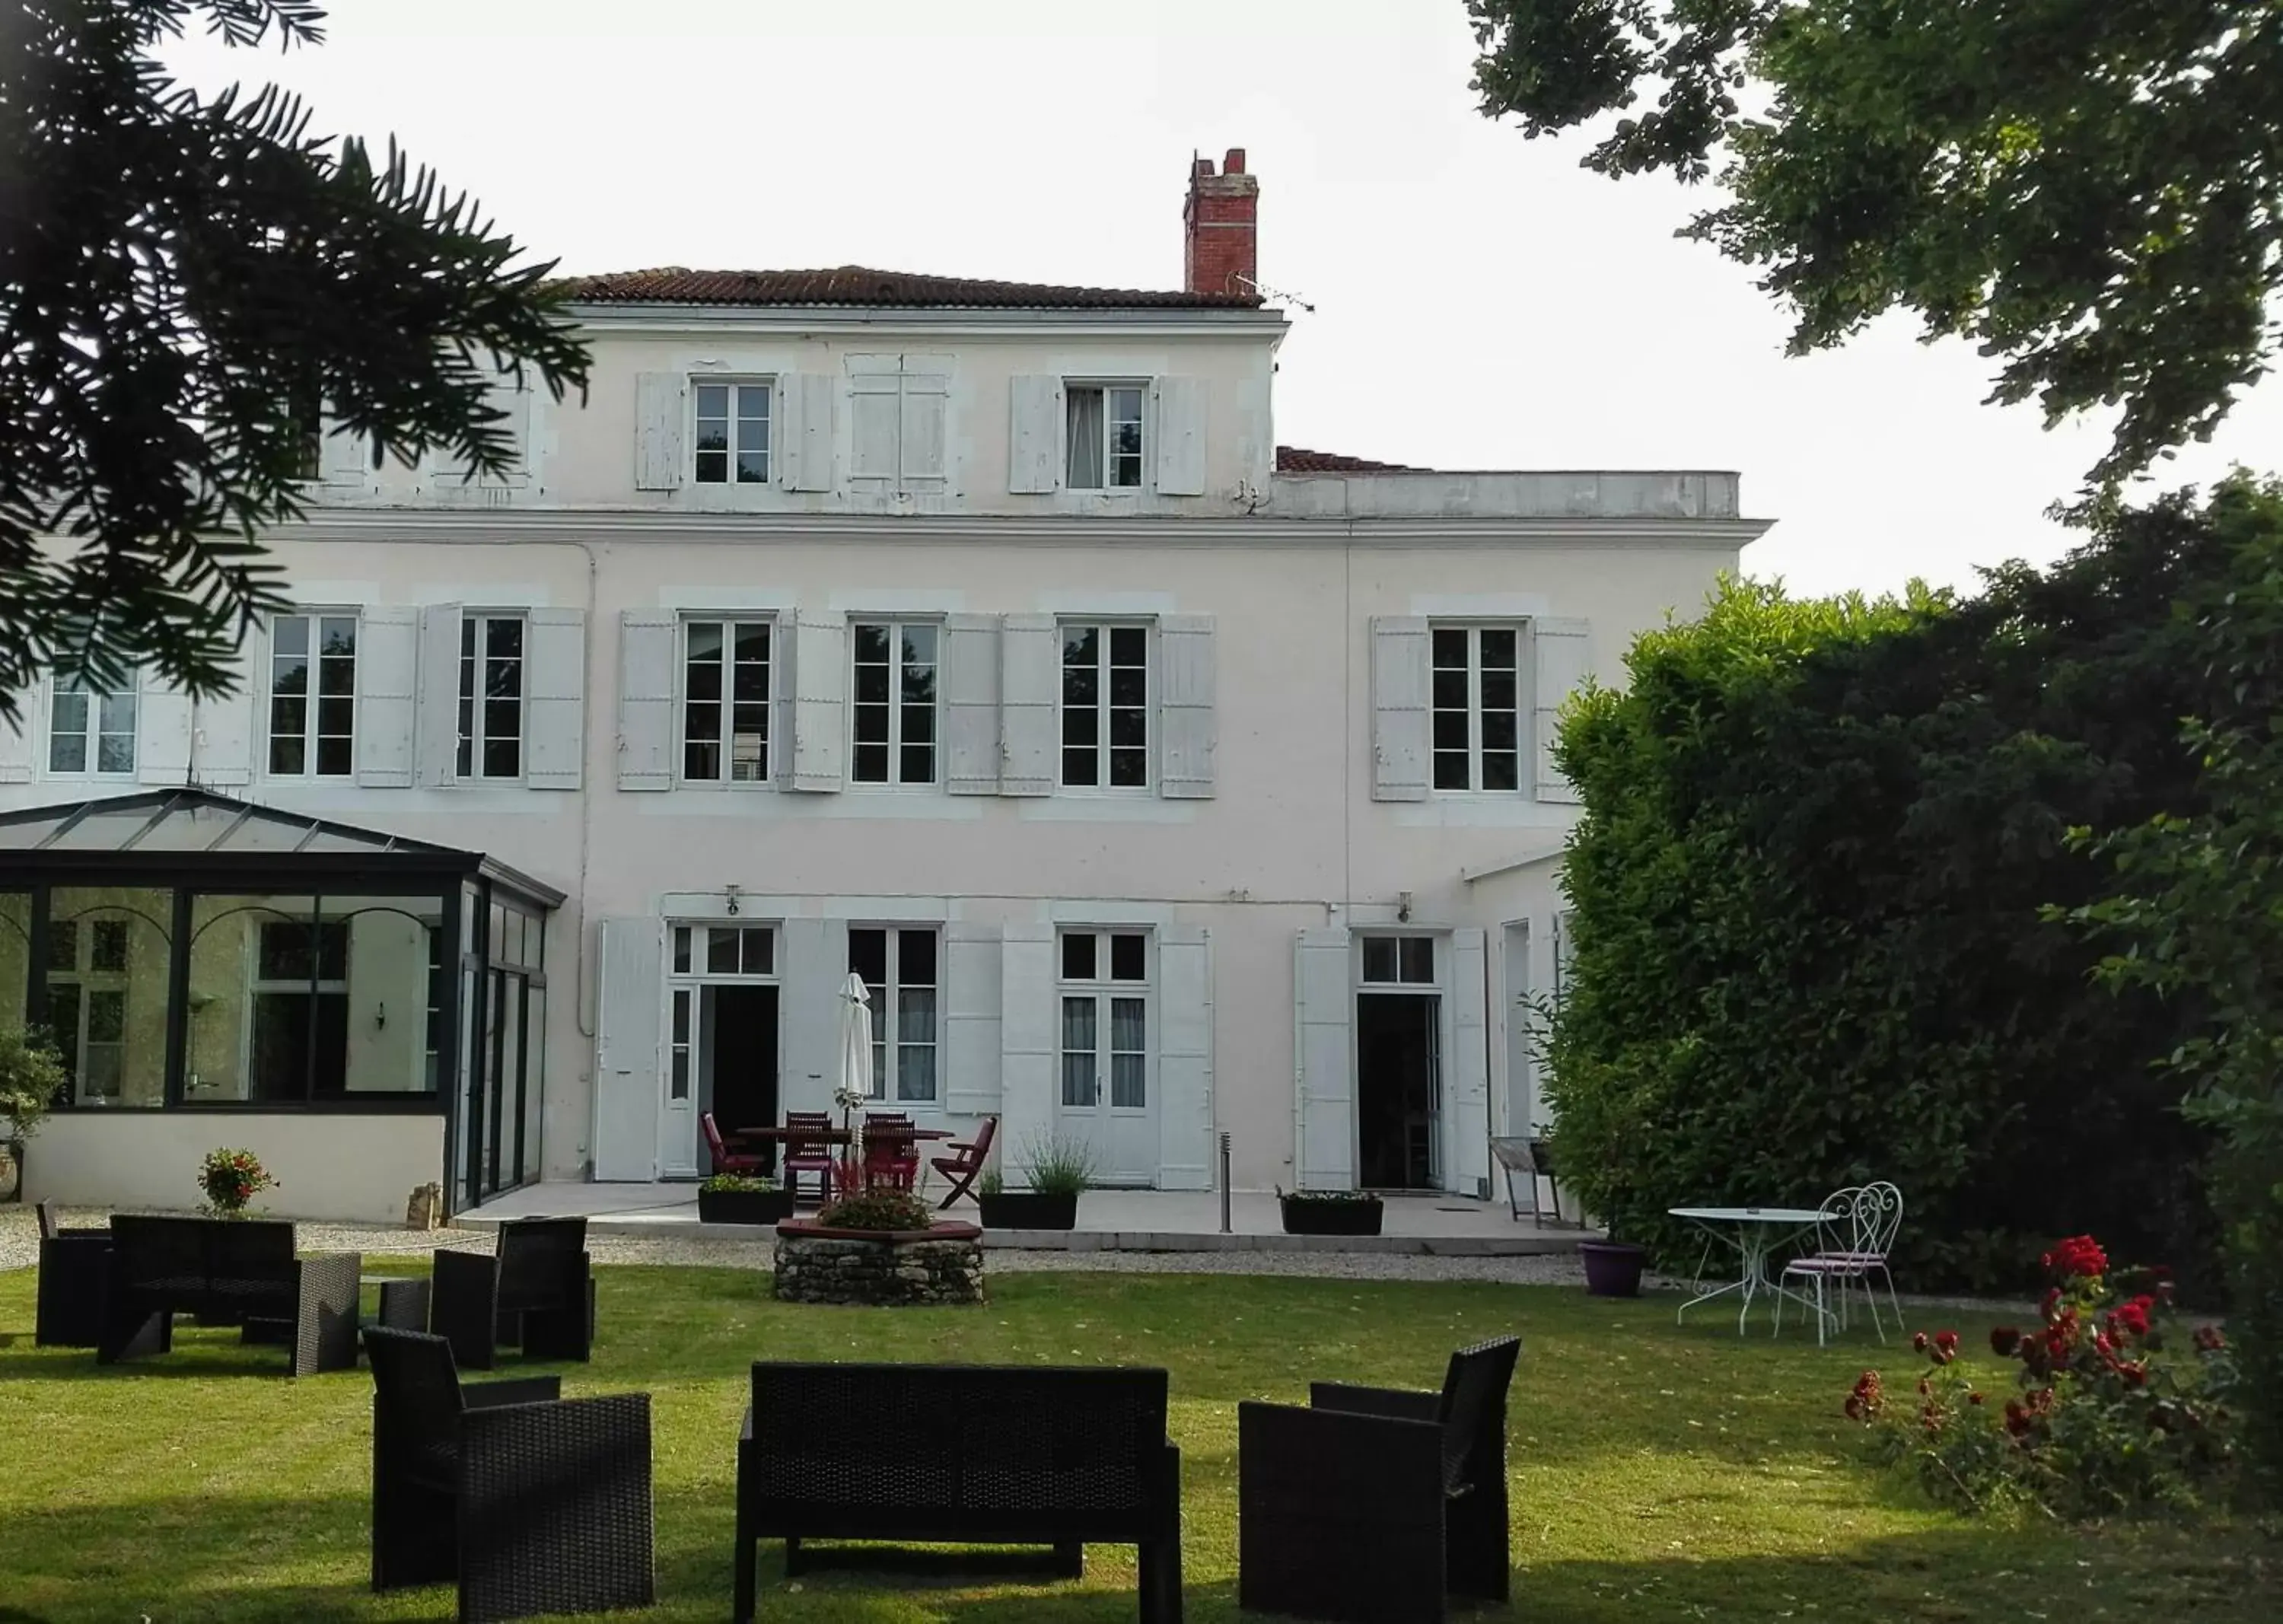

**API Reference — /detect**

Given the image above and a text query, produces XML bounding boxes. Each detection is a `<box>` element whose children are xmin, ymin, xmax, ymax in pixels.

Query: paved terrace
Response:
<box><xmin>460</xmin><ymin>1183</ymin><xmax>1593</xmax><ymax>1256</ymax></box>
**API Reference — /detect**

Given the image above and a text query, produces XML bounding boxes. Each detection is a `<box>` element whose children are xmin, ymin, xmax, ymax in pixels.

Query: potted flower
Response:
<box><xmin>1577</xmin><ymin>1148</ymin><xmax>1649</xmax><ymax>1297</ymax></box>
<box><xmin>0</xmin><ymin>1026</ymin><xmax>67</xmax><ymax>1205</ymax></box>
<box><xmin>977</xmin><ymin>1132</ymin><xmax>1092</xmax><ymax>1230</ymax></box>
<box><xmin>1278</xmin><ymin>1186</ymin><xmax>1385</xmax><ymax>1237</ymax></box>
<box><xmin>811</xmin><ymin>1186</ymin><xmax>935</xmax><ymax>1235</ymax></box>
<box><xmin>697</xmin><ymin>1173</ymin><xmax>792</xmax><ymax>1225</ymax></box>
<box><xmin>198</xmin><ymin>1146</ymin><xmax>278</xmax><ymax>1218</ymax></box>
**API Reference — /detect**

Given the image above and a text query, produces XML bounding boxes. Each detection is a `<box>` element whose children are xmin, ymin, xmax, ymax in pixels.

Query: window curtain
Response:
<box><xmin>1065</xmin><ymin>390</ymin><xmax>1105</xmax><ymax>488</ymax></box>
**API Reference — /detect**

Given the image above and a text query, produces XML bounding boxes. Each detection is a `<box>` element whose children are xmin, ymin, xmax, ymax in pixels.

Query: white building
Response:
<box><xmin>2</xmin><ymin>152</ymin><xmax>1766</xmax><ymax>1222</ymax></box>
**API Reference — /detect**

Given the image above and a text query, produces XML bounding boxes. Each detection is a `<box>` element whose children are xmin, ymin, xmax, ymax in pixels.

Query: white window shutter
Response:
<box><xmin>525</xmin><ymin>608</ymin><xmax>587</xmax><ymax>790</ymax></box>
<box><xmin>137</xmin><ymin>673</ymin><xmax>193</xmax><ymax>786</ymax></box>
<box><xmin>0</xmin><ymin>696</ymin><xmax>30</xmax><ymax>782</ymax></box>
<box><xmin>944</xmin><ymin>613</ymin><xmax>1002</xmax><ymax>794</ymax></box>
<box><xmin>1157</xmin><ymin>613</ymin><xmax>1216</xmax><ymax>798</ymax></box>
<box><xmin>1155</xmin><ymin>925</ymin><xmax>1214</xmax><ymax>1190</ymax></box>
<box><xmin>998</xmin><ymin>922</ymin><xmax>1057</xmax><ymax>1183</ymax></box>
<box><xmin>189</xmin><ymin>671</ymin><xmax>256</xmax><ymax>788</ymax></box>
<box><xmin>1154</xmin><ymin>376</ymin><xmax>1208</xmax><ymax>495</ymax></box>
<box><xmin>791</xmin><ymin>610</ymin><xmax>845</xmax><ymax>793</ymax></box>
<box><xmin>321</xmin><ymin>417</ymin><xmax>370</xmax><ymax>487</ymax></box>
<box><xmin>415</xmin><ymin>604</ymin><xmax>462</xmax><ymax>788</ymax></box>
<box><xmin>776</xmin><ymin>917</ymin><xmax>849</xmax><ymax>1117</ymax></box>
<box><xmin>355</xmin><ymin>607</ymin><xmax>419</xmax><ymax>788</ymax></box>
<box><xmin>634</xmin><ymin>372</ymin><xmax>685</xmax><ymax>491</ymax></box>
<box><xmin>616</xmin><ymin>610</ymin><xmax>678</xmax><ymax>791</ymax></box>
<box><xmin>1533</xmin><ymin>617</ymin><xmax>1591</xmax><ymax>804</ymax></box>
<box><xmin>1008</xmin><ymin>375</ymin><xmax>1061</xmax><ymax>494</ymax></box>
<box><xmin>776</xmin><ymin>373</ymin><xmax>837</xmax><ymax>493</ymax></box>
<box><xmin>1371</xmin><ymin>616</ymin><xmax>1431</xmax><ymax>801</ymax></box>
<box><xmin>1448</xmin><ymin>927</ymin><xmax>1490</xmax><ymax>1195</ymax></box>
<box><xmin>848</xmin><ymin>365</ymin><xmax>901</xmax><ymax>489</ymax></box>
<box><xmin>1295</xmin><ymin>928</ymin><xmax>1355</xmax><ymax>1189</ymax></box>
<box><xmin>496</xmin><ymin>379</ymin><xmax>532</xmax><ymax>482</ymax></box>
<box><xmin>900</xmin><ymin>368</ymin><xmax>949</xmax><ymax>487</ymax></box>
<box><xmin>943</xmin><ymin>922</ymin><xmax>1004</xmax><ymax>1119</ymax></box>
<box><xmin>998</xmin><ymin>614</ymin><xmax>1059</xmax><ymax>796</ymax></box>
<box><xmin>594</xmin><ymin>917</ymin><xmax>664</xmax><ymax>1182</ymax></box>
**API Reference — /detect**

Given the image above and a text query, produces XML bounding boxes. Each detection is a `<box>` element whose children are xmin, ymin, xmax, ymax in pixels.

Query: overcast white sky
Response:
<box><xmin>169</xmin><ymin>0</ymin><xmax>2283</xmax><ymax>600</ymax></box>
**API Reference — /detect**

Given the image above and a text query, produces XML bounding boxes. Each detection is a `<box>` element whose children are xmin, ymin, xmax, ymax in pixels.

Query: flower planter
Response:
<box><xmin>0</xmin><ymin>1138</ymin><xmax>21</xmax><ymax>1204</ymax></box>
<box><xmin>772</xmin><ymin>1218</ymin><xmax>985</xmax><ymax>1305</ymax></box>
<box><xmin>1580</xmin><ymin>1239</ymin><xmax>1649</xmax><ymax>1298</ymax></box>
<box><xmin>1278</xmin><ymin>1194</ymin><xmax>1384</xmax><ymax>1236</ymax></box>
<box><xmin>976</xmin><ymin>1192</ymin><xmax>1079</xmax><ymax>1231</ymax></box>
<box><xmin>697</xmin><ymin>1187</ymin><xmax>794</xmax><ymax>1225</ymax></box>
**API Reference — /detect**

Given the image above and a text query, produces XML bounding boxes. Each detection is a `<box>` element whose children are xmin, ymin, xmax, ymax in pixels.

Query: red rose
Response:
<box><xmin>1991</xmin><ymin>1326</ymin><xmax>2022</xmax><ymax>1357</ymax></box>
<box><xmin>1968</xmin><ymin>1391</ymin><xmax>1985</xmax><ymax>1406</ymax></box>
<box><xmin>1934</xmin><ymin>1330</ymin><xmax>1960</xmax><ymax>1357</ymax></box>
<box><xmin>1912</xmin><ymin>1331</ymin><xmax>1930</xmax><ymax>1354</ymax></box>
<box><xmin>2193</xmin><ymin>1325</ymin><xmax>2227</xmax><ymax>1353</ymax></box>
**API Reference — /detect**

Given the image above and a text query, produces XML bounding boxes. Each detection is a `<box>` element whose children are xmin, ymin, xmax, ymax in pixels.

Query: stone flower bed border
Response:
<box><xmin>770</xmin><ymin>1218</ymin><xmax>985</xmax><ymax>1307</ymax></box>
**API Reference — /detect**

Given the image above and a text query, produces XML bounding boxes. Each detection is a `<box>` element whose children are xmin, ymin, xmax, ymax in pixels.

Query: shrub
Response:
<box><xmin>0</xmin><ymin>1026</ymin><xmax>67</xmax><ymax>1142</ymax></box>
<box><xmin>816</xmin><ymin>1188</ymin><xmax>932</xmax><ymax>1233</ymax></box>
<box><xmin>699</xmin><ymin>1173</ymin><xmax>777</xmax><ymax>1193</ymax></box>
<box><xmin>1017</xmin><ymin>1132</ymin><xmax>1095</xmax><ymax>1199</ymax></box>
<box><xmin>197</xmin><ymin>1147</ymin><xmax>277</xmax><ymax>1218</ymax></box>
<box><xmin>1848</xmin><ymin>1234</ymin><xmax>2238</xmax><ymax>1517</ymax></box>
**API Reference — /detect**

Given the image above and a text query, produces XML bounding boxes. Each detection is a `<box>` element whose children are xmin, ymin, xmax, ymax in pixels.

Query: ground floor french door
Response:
<box><xmin>662</xmin><ymin>922</ymin><xmax>780</xmax><ymax>1180</ymax></box>
<box><xmin>1054</xmin><ymin>977</ymin><xmax>1157</xmax><ymax>1186</ymax></box>
<box><xmin>462</xmin><ymin>965</ymin><xmax>544</xmax><ymax>1210</ymax></box>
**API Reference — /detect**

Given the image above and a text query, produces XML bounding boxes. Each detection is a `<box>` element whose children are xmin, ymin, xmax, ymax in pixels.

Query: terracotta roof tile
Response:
<box><xmin>547</xmin><ymin>265</ymin><xmax>1262</xmax><ymax>310</ymax></box>
<box><xmin>1275</xmin><ymin>445</ymin><xmax>1422</xmax><ymax>474</ymax></box>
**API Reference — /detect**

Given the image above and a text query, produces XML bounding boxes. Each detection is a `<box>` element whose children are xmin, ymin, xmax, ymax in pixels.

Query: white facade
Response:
<box><xmin>2</xmin><ymin>253</ymin><xmax>1765</xmax><ymax>1221</ymax></box>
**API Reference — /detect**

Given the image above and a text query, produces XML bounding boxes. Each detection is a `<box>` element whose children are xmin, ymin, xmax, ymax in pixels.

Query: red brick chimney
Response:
<box><xmin>1184</xmin><ymin>148</ymin><xmax>1259</xmax><ymax>298</ymax></box>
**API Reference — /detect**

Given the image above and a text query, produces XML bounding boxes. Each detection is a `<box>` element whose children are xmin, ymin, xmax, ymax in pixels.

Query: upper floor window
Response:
<box><xmin>694</xmin><ymin>381</ymin><xmax>770</xmax><ymax>485</ymax></box>
<box><xmin>1432</xmin><ymin>625</ymin><xmax>1523</xmax><ymax>792</ymax></box>
<box><xmin>458</xmin><ymin>614</ymin><xmax>525</xmax><ymax>780</ymax></box>
<box><xmin>288</xmin><ymin>383</ymin><xmax>324</xmax><ymax>482</ymax></box>
<box><xmin>849</xmin><ymin>926</ymin><xmax>938</xmax><ymax>1103</ymax></box>
<box><xmin>1059</xmin><ymin>928</ymin><xmax>1148</xmax><ymax>1110</ymax></box>
<box><xmin>682</xmin><ymin>618</ymin><xmax>771</xmax><ymax>783</ymax></box>
<box><xmin>1066</xmin><ymin>384</ymin><xmax>1145</xmax><ymax>489</ymax></box>
<box><xmin>49</xmin><ymin>673</ymin><xmax>136</xmax><ymax>777</ymax></box>
<box><xmin>1060</xmin><ymin>623</ymin><xmax>1149</xmax><ymax>789</ymax></box>
<box><xmin>269</xmin><ymin>613</ymin><xmax>357</xmax><ymax>778</ymax></box>
<box><xmin>850</xmin><ymin>621</ymin><xmax>938</xmax><ymax>785</ymax></box>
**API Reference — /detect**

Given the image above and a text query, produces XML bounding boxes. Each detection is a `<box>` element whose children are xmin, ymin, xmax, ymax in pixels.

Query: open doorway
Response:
<box><xmin>699</xmin><ymin>984</ymin><xmax>779</xmax><ymax>1174</ymax></box>
<box><xmin>1358</xmin><ymin>992</ymin><xmax>1440</xmax><ymax>1189</ymax></box>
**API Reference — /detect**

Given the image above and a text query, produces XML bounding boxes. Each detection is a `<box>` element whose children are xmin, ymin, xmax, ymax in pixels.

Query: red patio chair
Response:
<box><xmin>862</xmin><ymin>1115</ymin><xmax>920</xmax><ymax>1191</ymax></box>
<box><xmin>702</xmin><ymin>1113</ymin><xmax>771</xmax><ymax>1179</ymax></box>
<box><xmin>781</xmin><ymin>1113</ymin><xmax>840</xmax><ymax>1206</ymax></box>
<box><xmin>931</xmin><ymin>1116</ymin><xmax>998</xmax><ymax>1209</ymax></box>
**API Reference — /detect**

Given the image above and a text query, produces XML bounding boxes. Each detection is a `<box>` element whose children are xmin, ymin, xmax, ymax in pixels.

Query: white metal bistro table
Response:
<box><xmin>1668</xmin><ymin>1206</ymin><xmax>1834</xmax><ymax>1335</ymax></box>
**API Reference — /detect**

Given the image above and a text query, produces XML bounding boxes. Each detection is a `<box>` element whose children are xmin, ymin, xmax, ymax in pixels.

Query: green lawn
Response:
<box><xmin>0</xmin><ymin>1263</ymin><xmax>2273</xmax><ymax>1622</ymax></box>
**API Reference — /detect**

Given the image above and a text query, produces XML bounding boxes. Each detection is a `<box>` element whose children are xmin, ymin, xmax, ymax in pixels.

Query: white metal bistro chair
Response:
<box><xmin>1774</xmin><ymin>1182</ymin><xmax>1904</xmax><ymax>1345</ymax></box>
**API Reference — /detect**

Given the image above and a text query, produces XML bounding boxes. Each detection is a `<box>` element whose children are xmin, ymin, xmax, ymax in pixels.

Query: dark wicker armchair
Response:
<box><xmin>365</xmin><ymin>1325</ymin><xmax>653</xmax><ymax>1623</ymax></box>
<box><xmin>1238</xmin><ymin>1335</ymin><xmax>1520</xmax><ymax>1624</ymax></box>
<box><xmin>34</xmin><ymin>1202</ymin><xmax>110</xmax><ymax>1348</ymax></box>
<box><xmin>431</xmin><ymin>1218</ymin><xmax>594</xmax><ymax>1371</ymax></box>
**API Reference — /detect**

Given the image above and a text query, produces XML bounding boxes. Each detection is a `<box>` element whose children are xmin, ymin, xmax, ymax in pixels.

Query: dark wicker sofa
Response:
<box><xmin>1237</xmin><ymin>1335</ymin><xmax>1520</xmax><ymax>1624</ymax></box>
<box><xmin>734</xmin><ymin>1361</ymin><xmax>1183</xmax><ymax>1622</ymax></box>
<box><xmin>365</xmin><ymin>1326</ymin><xmax>654</xmax><ymax>1624</ymax></box>
<box><xmin>98</xmin><ymin>1215</ymin><xmax>361</xmax><ymax>1375</ymax></box>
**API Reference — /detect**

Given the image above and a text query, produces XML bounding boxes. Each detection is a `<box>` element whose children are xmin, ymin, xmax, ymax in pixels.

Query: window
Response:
<box><xmin>48</xmin><ymin>917</ymin><xmax>131</xmax><ymax>1101</ymax></box>
<box><xmin>1061</xmin><ymin>623</ymin><xmax>1149</xmax><ymax>788</ymax></box>
<box><xmin>1065</xmin><ymin>384</ymin><xmax>1145</xmax><ymax>489</ymax></box>
<box><xmin>1431</xmin><ymin>625</ymin><xmax>1524</xmax><ymax>792</ymax></box>
<box><xmin>458</xmin><ymin>614</ymin><xmax>525</xmax><ymax>779</ymax></box>
<box><xmin>681</xmin><ymin>619</ymin><xmax>771</xmax><ymax>782</ymax></box>
<box><xmin>670</xmin><ymin>924</ymin><xmax>774</xmax><ymax>976</ymax></box>
<box><xmin>1059</xmin><ymin>929</ymin><xmax>1148</xmax><ymax>1109</ymax></box>
<box><xmin>269</xmin><ymin>613</ymin><xmax>358</xmax><ymax>777</ymax></box>
<box><xmin>848</xmin><ymin>927</ymin><xmax>938</xmax><ymax>1103</ymax></box>
<box><xmin>850</xmin><ymin>622</ymin><xmax>938</xmax><ymax>785</ymax></box>
<box><xmin>289</xmin><ymin>383</ymin><xmax>324</xmax><ymax>481</ymax></box>
<box><xmin>48</xmin><ymin>673</ymin><xmax>136</xmax><ymax>776</ymax></box>
<box><xmin>1362</xmin><ymin>935</ymin><xmax>1436</xmax><ymax>986</ymax></box>
<box><xmin>694</xmin><ymin>381</ymin><xmax>770</xmax><ymax>485</ymax></box>
<box><xmin>249</xmin><ymin>919</ymin><xmax>349</xmax><ymax>1101</ymax></box>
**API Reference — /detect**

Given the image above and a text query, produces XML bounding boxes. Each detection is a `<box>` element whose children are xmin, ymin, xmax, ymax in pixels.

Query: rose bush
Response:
<box><xmin>1848</xmin><ymin>1234</ymin><xmax>2237</xmax><ymax>1517</ymax></box>
<box><xmin>197</xmin><ymin>1147</ymin><xmax>277</xmax><ymax>1218</ymax></box>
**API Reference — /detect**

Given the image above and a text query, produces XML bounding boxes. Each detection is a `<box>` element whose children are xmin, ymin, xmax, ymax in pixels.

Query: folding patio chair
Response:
<box><xmin>932</xmin><ymin>1116</ymin><xmax>998</xmax><ymax>1208</ymax></box>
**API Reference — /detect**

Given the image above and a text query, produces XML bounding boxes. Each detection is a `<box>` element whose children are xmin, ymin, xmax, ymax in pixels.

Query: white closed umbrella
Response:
<box><xmin>835</xmin><ymin>972</ymin><xmax>874</xmax><ymax>1111</ymax></box>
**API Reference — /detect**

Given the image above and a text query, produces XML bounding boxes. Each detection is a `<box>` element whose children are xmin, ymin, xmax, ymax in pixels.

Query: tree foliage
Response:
<box><xmin>1466</xmin><ymin>2</ymin><xmax>2283</xmax><ymax>484</ymax></box>
<box><xmin>2069</xmin><ymin>477</ymin><xmax>2283</xmax><ymax>1493</ymax></box>
<box><xmin>0</xmin><ymin>1</ymin><xmax>588</xmax><ymax>709</ymax></box>
<box><xmin>1540</xmin><ymin>483</ymin><xmax>2283</xmax><ymax>1293</ymax></box>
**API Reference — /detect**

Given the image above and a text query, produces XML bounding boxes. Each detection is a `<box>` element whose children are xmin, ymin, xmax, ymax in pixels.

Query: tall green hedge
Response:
<box><xmin>1544</xmin><ymin>485</ymin><xmax>2278</xmax><ymax>1295</ymax></box>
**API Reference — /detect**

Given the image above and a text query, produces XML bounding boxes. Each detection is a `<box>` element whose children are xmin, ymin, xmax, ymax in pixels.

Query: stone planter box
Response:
<box><xmin>976</xmin><ymin>1192</ymin><xmax>1078</xmax><ymax>1230</ymax></box>
<box><xmin>698</xmin><ymin>1187</ymin><xmax>794</xmax><ymax>1225</ymax></box>
<box><xmin>1278</xmin><ymin>1194</ymin><xmax>1385</xmax><ymax>1236</ymax></box>
<box><xmin>772</xmin><ymin>1219</ymin><xmax>985</xmax><ymax>1307</ymax></box>
<box><xmin>0</xmin><ymin>1138</ymin><xmax>21</xmax><ymax>1205</ymax></box>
